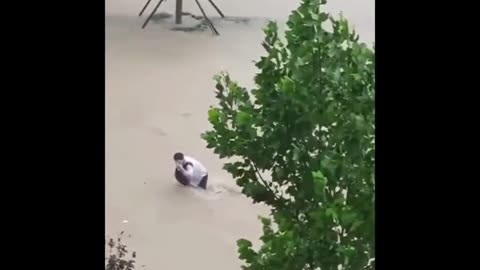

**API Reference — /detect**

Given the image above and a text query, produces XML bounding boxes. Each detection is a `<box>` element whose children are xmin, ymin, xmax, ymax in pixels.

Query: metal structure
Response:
<box><xmin>139</xmin><ymin>0</ymin><xmax>225</xmax><ymax>35</ymax></box>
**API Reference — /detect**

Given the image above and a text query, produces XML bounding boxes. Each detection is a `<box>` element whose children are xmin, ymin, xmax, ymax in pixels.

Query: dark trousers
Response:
<box><xmin>175</xmin><ymin>169</ymin><xmax>208</xmax><ymax>189</ymax></box>
<box><xmin>198</xmin><ymin>174</ymin><xmax>208</xmax><ymax>189</ymax></box>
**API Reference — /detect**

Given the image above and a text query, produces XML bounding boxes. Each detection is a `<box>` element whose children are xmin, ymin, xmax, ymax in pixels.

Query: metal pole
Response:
<box><xmin>175</xmin><ymin>0</ymin><xmax>183</xmax><ymax>24</ymax></box>
<box><xmin>194</xmin><ymin>0</ymin><xmax>219</xmax><ymax>35</ymax></box>
<box><xmin>142</xmin><ymin>0</ymin><xmax>166</xmax><ymax>29</ymax></box>
<box><xmin>207</xmin><ymin>0</ymin><xmax>225</xmax><ymax>18</ymax></box>
<box><xmin>139</xmin><ymin>0</ymin><xmax>153</xmax><ymax>17</ymax></box>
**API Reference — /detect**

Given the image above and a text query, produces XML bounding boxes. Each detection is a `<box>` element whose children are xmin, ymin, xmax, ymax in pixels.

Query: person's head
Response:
<box><xmin>173</xmin><ymin>152</ymin><xmax>184</xmax><ymax>162</ymax></box>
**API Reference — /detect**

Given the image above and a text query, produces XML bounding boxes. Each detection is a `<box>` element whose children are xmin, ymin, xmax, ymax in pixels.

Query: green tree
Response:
<box><xmin>202</xmin><ymin>0</ymin><xmax>374</xmax><ymax>269</ymax></box>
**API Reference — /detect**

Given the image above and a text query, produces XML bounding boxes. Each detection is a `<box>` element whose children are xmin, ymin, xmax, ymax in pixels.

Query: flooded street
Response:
<box><xmin>106</xmin><ymin>0</ymin><xmax>374</xmax><ymax>269</ymax></box>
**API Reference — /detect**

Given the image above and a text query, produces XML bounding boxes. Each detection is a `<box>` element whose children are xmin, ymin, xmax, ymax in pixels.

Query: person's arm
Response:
<box><xmin>177</xmin><ymin>164</ymin><xmax>195</xmax><ymax>185</ymax></box>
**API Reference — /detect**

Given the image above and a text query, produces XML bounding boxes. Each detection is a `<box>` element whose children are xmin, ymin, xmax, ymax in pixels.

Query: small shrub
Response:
<box><xmin>105</xmin><ymin>231</ymin><xmax>136</xmax><ymax>270</ymax></box>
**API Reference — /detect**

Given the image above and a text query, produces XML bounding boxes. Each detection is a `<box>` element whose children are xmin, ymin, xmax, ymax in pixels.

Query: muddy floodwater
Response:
<box><xmin>106</xmin><ymin>0</ymin><xmax>374</xmax><ymax>269</ymax></box>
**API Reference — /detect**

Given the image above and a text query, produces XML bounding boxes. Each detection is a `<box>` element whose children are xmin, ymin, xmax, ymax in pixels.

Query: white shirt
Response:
<box><xmin>178</xmin><ymin>156</ymin><xmax>208</xmax><ymax>187</ymax></box>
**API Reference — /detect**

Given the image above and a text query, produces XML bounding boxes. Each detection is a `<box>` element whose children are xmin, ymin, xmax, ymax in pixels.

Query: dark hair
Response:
<box><xmin>173</xmin><ymin>152</ymin><xmax>184</xmax><ymax>161</ymax></box>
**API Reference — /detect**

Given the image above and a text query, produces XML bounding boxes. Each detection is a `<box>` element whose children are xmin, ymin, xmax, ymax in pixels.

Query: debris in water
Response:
<box><xmin>181</xmin><ymin>112</ymin><xmax>192</xmax><ymax>118</ymax></box>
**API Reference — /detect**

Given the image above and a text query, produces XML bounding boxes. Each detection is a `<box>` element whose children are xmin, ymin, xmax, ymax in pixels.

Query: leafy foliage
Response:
<box><xmin>105</xmin><ymin>232</ymin><xmax>137</xmax><ymax>270</ymax></box>
<box><xmin>202</xmin><ymin>0</ymin><xmax>374</xmax><ymax>269</ymax></box>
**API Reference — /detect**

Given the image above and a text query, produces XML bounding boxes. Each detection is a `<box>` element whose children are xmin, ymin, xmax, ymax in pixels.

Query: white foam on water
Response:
<box><xmin>189</xmin><ymin>186</ymin><xmax>222</xmax><ymax>200</ymax></box>
<box><xmin>181</xmin><ymin>176</ymin><xmax>243</xmax><ymax>201</ymax></box>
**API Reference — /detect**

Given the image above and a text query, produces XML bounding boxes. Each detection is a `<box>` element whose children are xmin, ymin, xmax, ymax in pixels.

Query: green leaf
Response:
<box><xmin>308</xmin><ymin>208</ymin><xmax>325</xmax><ymax>230</ymax></box>
<box><xmin>235</xmin><ymin>111</ymin><xmax>251</xmax><ymax>125</ymax></box>
<box><xmin>326</xmin><ymin>207</ymin><xmax>338</xmax><ymax>221</ymax></box>
<box><xmin>292</xmin><ymin>146</ymin><xmax>301</xmax><ymax>161</ymax></box>
<box><xmin>280</xmin><ymin>76</ymin><xmax>295</xmax><ymax>93</ymax></box>
<box><xmin>258</xmin><ymin>216</ymin><xmax>271</xmax><ymax>226</ymax></box>
<box><xmin>261</xmin><ymin>41</ymin><xmax>272</xmax><ymax>52</ymax></box>
<box><xmin>274</xmin><ymin>167</ymin><xmax>284</xmax><ymax>178</ymax></box>
<box><xmin>312</xmin><ymin>170</ymin><xmax>325</xmax><ymax>180</ymax></box>
<box><xmin>350</xmin><ymin>220</ymin><xmax>364</xmax><ymax>232</ymax></box>
<box><xmin>340</xmin><ymin>211</ymin><xmax>357</xmax><ymax>227</ymax></box>
<box><xmin>295</xmin><ymin>57</ymin><xmax>305</xmax><ymax>67</ymax></box>
<box><xmin>354</xmin><ymin>114</ymin><xmax>366</xmax><ymax>130</ymax></box>
<box><xmin>208</xmin><ymin>108</ymin><xmax>220</xmax><ymax>123</ymax></box>
<box><xmin>200</xmin><ymin>132</ymin><xmax>210</xmax><ymax>141</ymax></box>
<box><xmin>236</xmin><ymin>177</ymin><xmax>249</xmax><ymax>187</ymax></box>
<box><xmin>312</xmin><ymin>170</ymin><xmax>327</xmax><ymax>196</ymax></box>
<box><xmin>237</xmin><ymin>239</ymin><xmax>256</xmax><ymax>261</ymax></box>
<box><xmin>215</xmin><ymin>82</ymin><xmax>224</xmax><ymax>91</ymax></box>
<box><xmin>237</xmin><ymin>238</ymin><xmax>253</xmax><ymax>249</ymax></box>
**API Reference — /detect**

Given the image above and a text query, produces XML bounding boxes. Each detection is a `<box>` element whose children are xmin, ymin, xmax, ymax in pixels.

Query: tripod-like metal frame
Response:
<box><xmin>139</xmin><ymin>0</ymin><xmax>225</xmax><ymax>35</ymax></box>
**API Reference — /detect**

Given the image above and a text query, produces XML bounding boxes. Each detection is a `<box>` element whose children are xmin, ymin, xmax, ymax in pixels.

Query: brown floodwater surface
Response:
<box><xmin>106</xmin><ymin>0</ymin><xmax>374</xmax><ymax>269</ymax></box>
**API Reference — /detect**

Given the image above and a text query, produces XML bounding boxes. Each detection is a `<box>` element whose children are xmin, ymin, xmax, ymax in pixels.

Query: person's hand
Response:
<box><xmin>175</xmin><ymin>160</ymin><xmax>184</xmax><ymax>170</ymax></box>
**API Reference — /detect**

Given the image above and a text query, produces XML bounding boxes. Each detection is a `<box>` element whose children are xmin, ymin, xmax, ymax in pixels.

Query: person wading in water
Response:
<box><xmin>173</xmin><ymin>152</ymin><xmax>208</xmax><ymax>189</ymax></box>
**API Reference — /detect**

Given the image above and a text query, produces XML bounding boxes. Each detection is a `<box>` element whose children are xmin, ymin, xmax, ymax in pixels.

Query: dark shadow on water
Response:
<box><xmin>150</xmin><ymin>12</ymin><xmax>256</xmax><ymax>33</ymax></box>
<box><xmin>150</xmin><ymin>12</ymin><xmax>173</xmax><ymax>22</ymax></box>
<box><xmin>219</xmin><ymin>16</ymin><xmax>251</xmax><ymax>24</ymax></box>
<box><xmin>171</xmin><ymin>22</ymin><xmax>209</xmax><ymax>33</ymax></box>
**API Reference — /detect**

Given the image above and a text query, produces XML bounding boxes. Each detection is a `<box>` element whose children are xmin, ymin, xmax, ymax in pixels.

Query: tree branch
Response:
<box><xmin>249</xmin><ymin>162</ymin><xmax>281</xmax><ymax>203</ymax></box>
